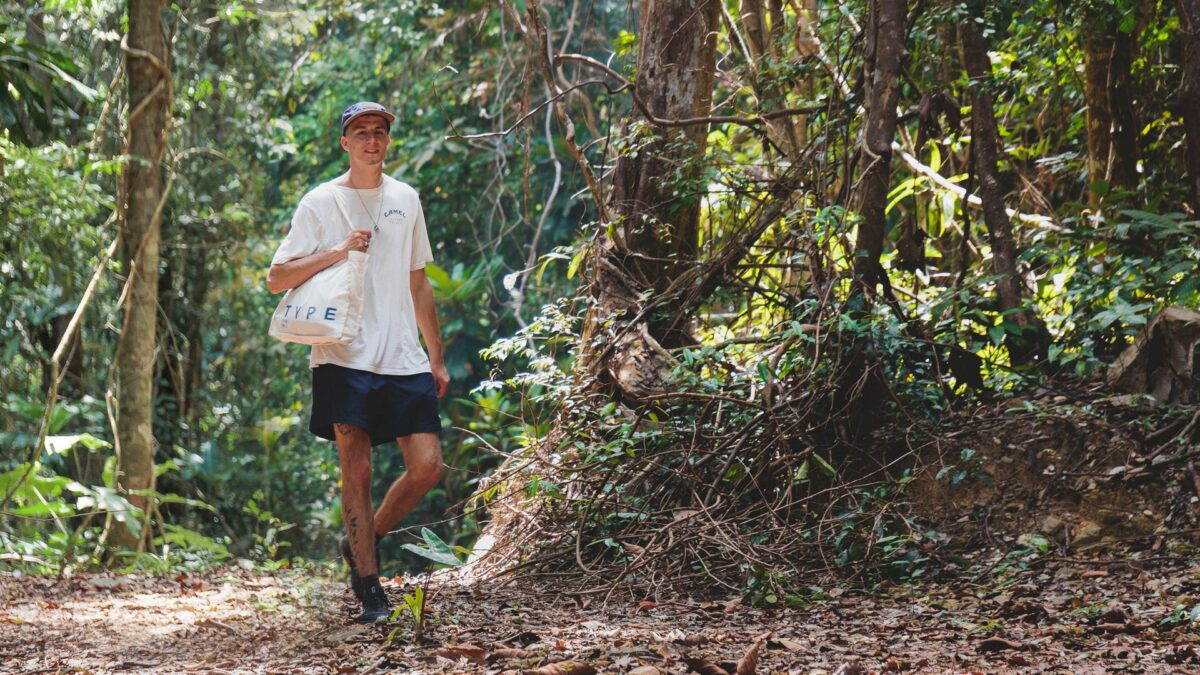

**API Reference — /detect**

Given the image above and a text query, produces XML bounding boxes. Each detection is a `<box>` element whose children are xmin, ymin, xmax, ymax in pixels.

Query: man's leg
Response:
<box><xmin>335</xmin><ymin>422</ymin><xmax>378</xmax><ymax>576</ymax></box>
<box><xmin>374</xmin><ymin>432</ymin><xmax>442</xmax><ymax>537</ymax></box>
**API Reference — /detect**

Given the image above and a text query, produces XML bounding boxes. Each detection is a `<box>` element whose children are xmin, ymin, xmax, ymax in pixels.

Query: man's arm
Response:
<box><xmin>266</xmin><ymin>229</ymin><xmax>372</xmax><ymax>294</ymax></box>
<box><xmin>410</xmin><ymin>268</ymin><xmax>450</xmax><ymax>397</ymax></box>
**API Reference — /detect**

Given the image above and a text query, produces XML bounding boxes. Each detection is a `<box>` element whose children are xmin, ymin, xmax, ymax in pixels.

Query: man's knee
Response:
<box><xmin>399</xmin><ymin>433</ymin><xmax>442</xmax><ymax>487</ymax></box>
<box><xmin>407</xmin><ymin>454</ymin><xmax>443</xmax><ymax>489</ymax></box>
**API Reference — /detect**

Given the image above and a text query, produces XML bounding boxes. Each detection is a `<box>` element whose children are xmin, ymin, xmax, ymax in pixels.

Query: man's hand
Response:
<box><xmin>336</xmin><ymin>228</ymin><xmax>373</xmax><ymax>256</ymax></box>
<box><xmin>431</xmin><ymin>362</ymin><xmax>450</xmax><ymax>398</ymax></box>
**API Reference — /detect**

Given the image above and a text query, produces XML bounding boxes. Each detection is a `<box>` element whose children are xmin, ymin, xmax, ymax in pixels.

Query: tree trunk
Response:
<box><xmin>113</xmin><ymin>0</ymin><xmax>169</xmax><ymax>551</ymax></box>
<box><xmin>961</xmin><ymin>2</ymin><xmax>1048</xmax><ymax>368</ymax></box>
<box><xmin>738</xmin><ymin>0</ymin><xmax>807</xmax><ymax>156</ymax></box>
<box><xmin>793</xmin><ymin>0</ymin><xmax>819</xmax><ymax>146</ymax></box>
<box><xmin>740</xmin><ymin>0</ymin><xmax>769</xmax><ymax>62</ymax></box>
<box><xmin>22</xmin><ymin>5</ymin><xmax>51</xmax><ymax>145</ymax></box>
<box><xmin>575</xmin><ymin>0</ymin><xmax>721</xmax><ymax>403</ymax></box>
<box><xmin>1082</xmin><ymin>5</ymin><xmax>1139</xmax><ymax>204</ymax></box>
<box><xmin>1179</xmin><ymin>0</ymin><xmax>1200</xmax><ymax>211</ymax></box>
<box><xmin>852</xmin><ymin>0</ymin><xmax>906</xmax><ymax>292</ymax></box>
<box><xmin>611</xmin><ymin>0</ymin><xmax>720</xmax><ymax>281</ymax></box>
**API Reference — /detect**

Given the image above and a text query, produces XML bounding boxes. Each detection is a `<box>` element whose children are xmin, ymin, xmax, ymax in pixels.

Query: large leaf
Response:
<box><xmin>0</xmin><ymin>464</ymin><xmax>71</xmax><ymax>503</ymax></box>
<box><xmin>75</xmin><ymin>486</ymin><xmax>142</xmax><ymax>537</ymax></box>
<box><xmin>400</xmin><ymin>527</ymin><xmax>465</xmax><ymax>568</ymax></box>
<box><xmin>154</xmin><ymin>524</ymin><xmax>230</xmax><ymax>557</ymax></box>
<box><xmin>44</xmin><ymin>433</ymin><xmax>111</xmax><ymax>456</ymax></box>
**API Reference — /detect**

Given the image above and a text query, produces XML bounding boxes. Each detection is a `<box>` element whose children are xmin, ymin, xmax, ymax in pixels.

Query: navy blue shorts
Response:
<box><xmin>310</xmin><ymin>364</ymin><xmax>441</xmax><ymax>446</ymax></box>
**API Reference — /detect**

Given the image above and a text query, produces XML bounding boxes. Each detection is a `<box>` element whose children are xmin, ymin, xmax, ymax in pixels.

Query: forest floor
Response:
<box><xmin>3</xmin><ymin>393</ymin><xmax>1198</xmax><ymax>673</ymax></box>
<box><xmin>3</xmin><ymin>550</ymin><xmax>1200</xmax><ymax>674</ymax></box>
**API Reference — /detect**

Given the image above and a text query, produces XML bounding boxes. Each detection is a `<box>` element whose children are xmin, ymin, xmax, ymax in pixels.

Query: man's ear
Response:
<box><xmin>339</xmin><ymin>136</ymin><xmax>350</xmax><ymax>152</ymax></box>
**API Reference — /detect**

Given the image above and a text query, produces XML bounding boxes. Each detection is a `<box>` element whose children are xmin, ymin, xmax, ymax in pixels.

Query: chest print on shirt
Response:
<box><xmin>383</xmin><ymin>207</ymin><xmax>408</xmax><ymax>221</ymax></box>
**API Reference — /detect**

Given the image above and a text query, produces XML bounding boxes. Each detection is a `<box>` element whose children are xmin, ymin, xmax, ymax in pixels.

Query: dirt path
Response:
<box><xmin>2</xmin><ymin>554</ymin><xmax>1199</xmax><ymax>673</ymax></box>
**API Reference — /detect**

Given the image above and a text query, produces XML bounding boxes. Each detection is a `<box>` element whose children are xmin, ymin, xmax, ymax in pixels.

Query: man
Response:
<box><xmin>267</xmin><ymin>101</ymin><xmax>450</xmax><ymax>624</ymax></box>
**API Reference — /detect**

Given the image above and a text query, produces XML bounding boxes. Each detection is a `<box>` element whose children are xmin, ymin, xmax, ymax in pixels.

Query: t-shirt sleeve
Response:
<box><xmin>410</xmin><ymin>199</ymin><xmax>434</xmax><ymax>270</ymax></box>
<box><xmin>271</xmin><ymin>202</ymin><xmax>323</xmax><ymax>266</ymax></box>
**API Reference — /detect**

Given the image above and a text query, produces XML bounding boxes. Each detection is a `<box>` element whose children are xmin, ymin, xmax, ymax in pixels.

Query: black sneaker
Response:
<box><xmin>355</xmin><ymin>575</ymin><xmax>391</xmax><ymax>624</ymax></box>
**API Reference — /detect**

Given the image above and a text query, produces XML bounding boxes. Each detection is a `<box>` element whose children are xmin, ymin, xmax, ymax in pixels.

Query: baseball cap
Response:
<box><xmin>340</xmin><ymin>102</ymin><xmax>396</xmax><ymax>134</ymax></box>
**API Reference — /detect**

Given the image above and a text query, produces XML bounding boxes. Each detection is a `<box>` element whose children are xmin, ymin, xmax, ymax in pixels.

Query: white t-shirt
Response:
<box><xmin>272</xmin><ymin>173</ymin><xmax>435</xmax><ymax>375</ymax></box>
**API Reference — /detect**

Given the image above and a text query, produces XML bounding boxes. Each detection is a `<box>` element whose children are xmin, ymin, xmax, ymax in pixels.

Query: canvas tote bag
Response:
<box><xmin>269</xmin><ymin>251</ymin><xmax>368</xmax><ymax>345</ymax></box>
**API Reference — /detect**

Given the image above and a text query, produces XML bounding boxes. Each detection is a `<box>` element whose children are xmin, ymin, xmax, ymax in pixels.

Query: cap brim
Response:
<box><xmin>342</xmin><ymin>110</ymin><xmax>396</xmax><ymax>132</ymax></box>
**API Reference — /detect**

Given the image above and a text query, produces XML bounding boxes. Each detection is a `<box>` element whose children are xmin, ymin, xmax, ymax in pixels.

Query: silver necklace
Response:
<box><xmin>351</xmin><ymin>180</ymin><xmax>384</xmax><ymax>234</ymax></box>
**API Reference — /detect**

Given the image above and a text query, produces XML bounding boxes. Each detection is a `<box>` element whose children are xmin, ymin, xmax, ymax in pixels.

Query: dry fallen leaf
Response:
<box><xmin>524</xmin><ymin>661</ymin><xmax>597</xmax><ymax>675</ymax></box>
<box><xmin>977</xmin><ymin>637</ymin><xmax>1025</xmax><ymax>652</ymax></box>
<box><xmin>490</xmin><ymin>648</ymin><xmax>534</xmax><ymax>662</ymax></box>
<box><xmin>1091</xmin><ymin>622</ymin><xmax>1147</xmax><ymax>634</ymax></box>
<box><xmin>677</xmin><ymin>633</ymin><xmax>708</xmax><ymax>647</ymax></box>
<box><xmin>431</xmin><ymin>645</ymin><xmax>488</xmax><ymax>665</ymax></box>
<box><xmin>683</xmin><ymin>656</ymin><xmax>731</xmax><ymax>675</ymax></box>
<box><xmin>735</xmin><ymin>633</ymin><xmax>768</xmax><ymax>675</ymax></box>
<box><xmin>771</xmin><ymin>637</ymin><xmax>805</xmax><ymax>652</ymax></box>
<box><xmin>628</xmin><ymin>667</ymin><xmax>663</xmax><ymax>675</ymax></box>
<box><xmin>673</xmin><ymin>509</ymin><xmax>700</xmax><ymax>521</ymax></box>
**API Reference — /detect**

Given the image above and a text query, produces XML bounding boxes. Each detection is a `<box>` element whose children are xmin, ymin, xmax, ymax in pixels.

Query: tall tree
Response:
<box><xmin>852</xmin><ymin>0</ymin><xmax>906</xmax><ymax>292</ymax></box>
<box><xmin>1179</xmin><ymin>0</ymin><xmax>1200</xmax><ymax>211</ymax></box>
<box><xmin>1081</xmin><ymin>1</ymin><xmax>1139</xmax><ymax>203</ymax></box>
<box><xmin>576</xmin><ymin>0</ymin><xmax>721</xmax><ymax>402</ymax></box>
<box><xmin>113</xmin><ymin>0</ymin><xmax>169</xmax><ymax>550</ymax></box>
<box><xmin>961</xmin><ymin>1</ymin><xmax>1048</xmax><ymax>367</ymax></box>
<box><xmin>21</xmin><ymin>4</ymin><xmax>51</xmax><ymax>145</ymax></box>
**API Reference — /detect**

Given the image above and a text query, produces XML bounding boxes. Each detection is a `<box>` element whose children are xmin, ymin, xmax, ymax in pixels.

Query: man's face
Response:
<box><xmin>340</xmin><ymin>114</ymin><xmax>391</xmax><ymax>165</ymax></box>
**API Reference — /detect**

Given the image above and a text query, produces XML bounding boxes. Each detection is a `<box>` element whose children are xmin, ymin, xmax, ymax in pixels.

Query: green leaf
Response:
<box><xmin>812</xmin><ymin>453</ymin><xmax>836</xmax><ymax>477</ymax></box>
<box><xmin>793</xmin><ymin>459</ymin><xmax>809</xmax><ymax>483</ymax></box>
<box><xmin>76</xmin><ymin>486</ymin><xmax>142</xmax><ymax>536</ymax></box>
<box><xmin>11</xmin><ymin>500</ymin><xmax>72</xmax><ymax>518</ymax></box>
<box><xmin>756</xmin><ymin>360</ymin><xmax>772</xmax><ymax>383</ymax></box>
<box><xmin>402</xmin><ymin>585</ymin><xmax>425</xmax><ymax>621</ymax></box>
<box><xmin>423</xmin><ymin>262</ymin><xmax>451</xmax><ymax>289</ymax></box>
<box><xmin>129</xmin><ymin>488</ymin><xmax>216</xmax><ymax>511</ymax></box>
<box><xmin>566</xmin><ymin>244</ymin><xmax>588</xmax><ymax>280</ymax></box>
<box><xmin>400</xmin><ymin>527</ymin><xmax>464</xmax><ymax>567</ymax></box>
<box><xmin>0</xmin><ymin>464</ymin><xmax>70</xmax><ymax>503</ymax></box>
<box><xmin>154</xmin><ymin>524</ymin><xmax>230</xmax><ymax>557</ymax></box>
<box><xmin>44</xmin><ymin>433</ymin><xmax>111</xmax><ymax>455</ymax></box>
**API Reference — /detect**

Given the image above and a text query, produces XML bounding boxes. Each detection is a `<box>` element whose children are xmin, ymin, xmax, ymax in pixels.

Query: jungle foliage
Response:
<box><xmin>0</xmin><ymin>0</ymin><xmax>1197</xmax><ymax>601</ymax></box>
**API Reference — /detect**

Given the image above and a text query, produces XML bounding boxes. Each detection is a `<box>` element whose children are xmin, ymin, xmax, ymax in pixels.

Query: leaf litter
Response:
<box><xmin>2</xmin><ymin>550</ymin><xmax>1200</xmax><ymax>673</ymax></box>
